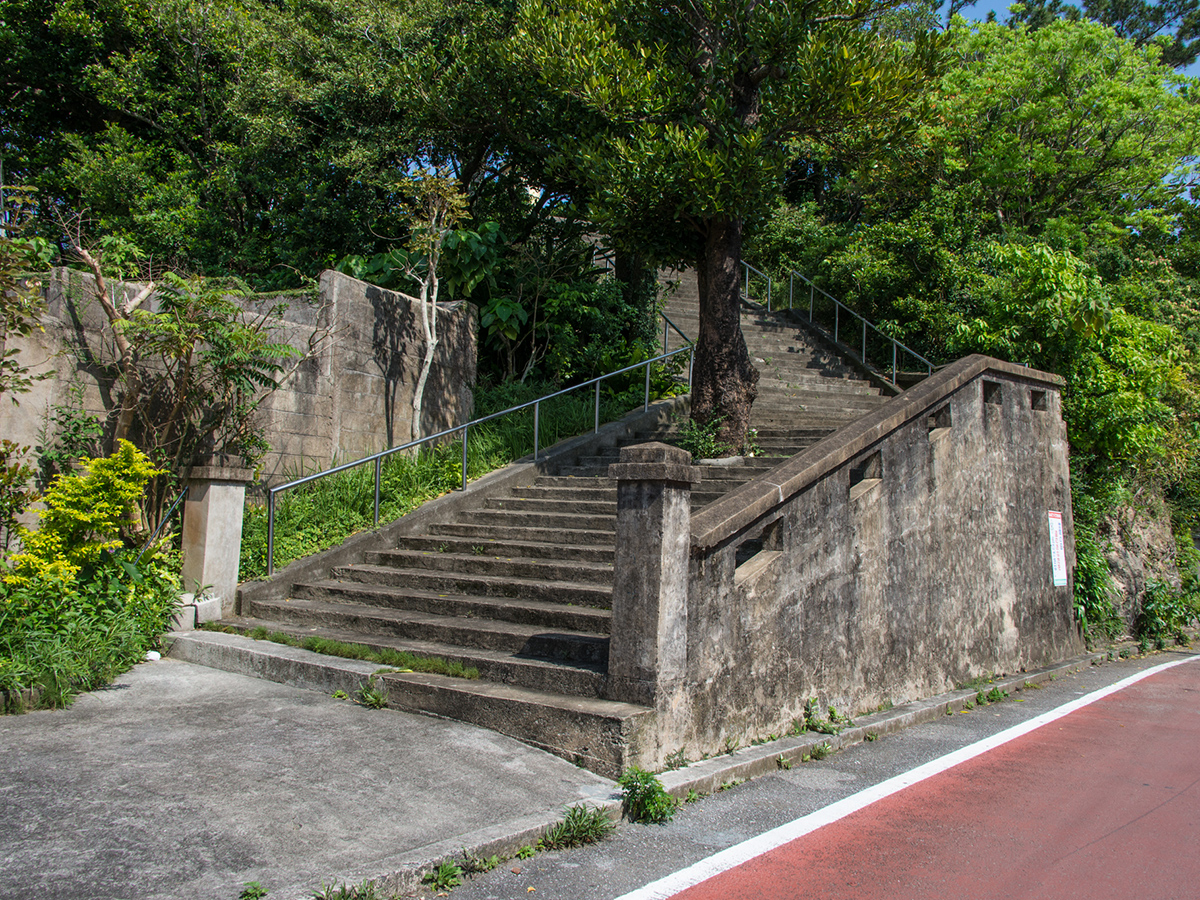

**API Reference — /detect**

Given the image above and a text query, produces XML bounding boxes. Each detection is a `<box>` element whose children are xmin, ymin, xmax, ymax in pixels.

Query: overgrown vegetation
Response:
<box><xmin>0</xmin><ymin>444</ymin><xmax>180</xmax><ymax>711</ymax></box>
<box><xmin>538</xmin><ymin>804</ymin><xmax>615</xmax><ymax>850</ymax></box>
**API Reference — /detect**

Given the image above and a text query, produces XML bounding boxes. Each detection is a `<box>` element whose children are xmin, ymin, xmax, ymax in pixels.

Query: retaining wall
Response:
<box><xmin>0</xmin><ymin>268</ymin><xmax>477</xmax><ymax>484</ymax></box>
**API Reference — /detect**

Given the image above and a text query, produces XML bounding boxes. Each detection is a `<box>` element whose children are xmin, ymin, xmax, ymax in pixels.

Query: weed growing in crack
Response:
<box><xmin>539</xmin><ymin>805</ymin><xmax>615</xmax><ymax>850</ymax></box>
<box><xmin>355</xmin><ymin>678</ymin><xmax>388</xmax><ymax>710</ymax></box>
<box><xmin>810</xmin><ymin>741</ymin><xmax>834</xmax><ymax>760</ymax></box>
<box><xmin>311</xmin><ymin>879</ymin><xmax>383</xmax><ymax>899</ymax></box>
<box><xmin>460</xmin><ymin>851</ymin><xmax>501</xmax><ymax>875</ymax></box>
<box><xmin>619</xmin><ymin>767</ymin><xmax>678</xmax><ymax>824</ymax></box>
<box><xmin>422</xmin><ymin>861</ymin><xmax>463</xmax><ymax>891</ymax></box>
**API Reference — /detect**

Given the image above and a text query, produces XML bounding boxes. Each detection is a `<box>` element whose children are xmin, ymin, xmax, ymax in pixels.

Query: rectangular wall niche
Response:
<box><xmin>983</xmin><ymin>380</ymin><xmax>1003</xmax><ymax>406</ymax></box>
<box><xmin>1031</xmin><ymin>389</ymin><xmax>1047</xmax><ymax>411</ymax></box>
<box><xmin>849</xmin><ymin>451</ymin><xmax>882</xmax><ymax>501</ymax></box>
<box><xmin>927</xmin><ymin>403</ymin><xmax>952</xmax><ymax>440</ymax></box>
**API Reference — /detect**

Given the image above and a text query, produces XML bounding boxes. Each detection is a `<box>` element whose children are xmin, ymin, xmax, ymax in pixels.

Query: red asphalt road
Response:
<box><xmin>674</xmin><ymin>661</ymin><xmax>1200</xmax><ymax>900</ymax></box>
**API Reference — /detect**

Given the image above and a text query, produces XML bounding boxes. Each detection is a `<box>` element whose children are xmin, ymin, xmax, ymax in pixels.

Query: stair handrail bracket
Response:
<box><xmin>740</xmin><ymin>262</ymin><xmax>934</xmax><ymax>387</ymax></box>
<box><xmin>612</xmin><ymin>355</ymin><xmax>1082</xmax><ymax>768</ymax></box>
<box><xmin>264</xmin><ymin>337</ymin><xmax>695</xmax><ymax>576</ymax></box>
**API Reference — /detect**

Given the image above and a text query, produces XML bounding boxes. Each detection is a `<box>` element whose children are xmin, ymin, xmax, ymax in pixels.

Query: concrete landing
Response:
<box><xmin>0</xmin><ymin>655</ymin><xmax>613</xmax><ymax>900</ymax></box>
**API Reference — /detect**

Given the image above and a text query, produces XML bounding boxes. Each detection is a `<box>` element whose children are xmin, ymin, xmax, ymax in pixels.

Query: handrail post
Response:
<box><xmin>533</xmin><ymin>401</ymin><xmax>540</xmax><ymax>461</ymax></box>
<box><xmin>663</xmin><ymin>316</ymin><xmax>668</xmax><ymax>354</ymax></box>
<box><xmin>461</xmin><ymin>424</ymin><xmax>469</xmax><ymax>489</ymax></box>
<box><xmin>862</xmin><ymin>320</ymin><xmax>867</xmax><ymax>364</ymax></box>
<box><xmin>789</xmin><ymin>273</ymin><xmax>793</xmax><ymax>311</ymax></box>
<box><xmin>893</xmin><ymin>342</ymin><xmax>898</xmax><ymax>386</ymax></box>
<box><xmin>835</xmin><ymin>304</ymin><xmax>840</xmax><ymax>343</ymax></box>
<box><xmin>767</xmin><ymin>275</ymin><xmax>772</xmax><ymax>312</ymax></box>
<box><xmin>594</xmin><ymin>379</ymin><xmax>601</xmax><ymax>433</ymax></box>
<box><xmin>688</xmin><ymin>350</ymin><xmax>694</xmax><ymax>391</ymax></box>
<box><xmin>373</xmin><ymin>456</ymin><xmax>381</xmax><ymax>526</ymax></box>
<box><xmin>644</xmin><ymin>361</ymin><xmax>651</xmax><ymax>411</ymax></box>
<box><xmin>809</xmin><ymin>283</ymin><xmax>814</xmax><ymax>321</ymax></box>
<box><xmin>266</xmin><ymin>489</ymin><xmax>276</xmax><ymax>578</ymax></box>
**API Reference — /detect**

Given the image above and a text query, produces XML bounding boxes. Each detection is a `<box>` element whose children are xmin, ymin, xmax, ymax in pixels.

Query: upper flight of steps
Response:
<box><xmin>224</xmin><ymin>271</ymin><xmax>893</xmax><ymax>777</ymax></box>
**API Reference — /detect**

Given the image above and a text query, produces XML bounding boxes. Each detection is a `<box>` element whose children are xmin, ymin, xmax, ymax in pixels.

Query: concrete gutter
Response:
<box><xmin>167</xmin><ymin>628</ymin><xmax>1113</xmax><ymax>897</ymax></box>
<box><xmin>238</xmin><ymin>395</ymin><xmax>689</xmax><ymax>609</ymax></box>
<box><xmin>691</xmin><ymin>354</ymin><xmax>1064</xmax><ymax>549</ymax></box>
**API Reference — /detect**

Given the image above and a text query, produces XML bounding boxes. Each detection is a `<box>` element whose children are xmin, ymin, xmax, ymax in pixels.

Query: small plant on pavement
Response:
<box><xmin>810</xmin><ymin>741</ymin><xmax>834</xmax><ymax>760</ymax></box>
<box><xmin>618</xmin><ymin>766</ymin><xmax>678</xmax><ymax>824</ymax></box>
<box><xmin>460</xmin><ymin>850</ymin><xmax>501</xmax><ymax>874</ymax></box>
<box><xmin>355</xmin><ymin>678</ymin><xmax>388</xmax><ymax>709</ymax></box>
<box><xmin>239</xmin><ymin>883</ymin><xmax>268</xmax><ymax>900</ymax></box>
<box><xmin>803</xmin><ymin>698</ymin><xmax>840</xmax><ymax>735</ymax></box>
<box><xmin>539</xmin><ymin>804</ymin><xmax>615</xmax><ymax>849</ymax></box>
<box><xmin>422</xmin><ymin>861</ymin><xmax>463</xmax><ymax>890</ymax></box>
<box><xmin>311</xmin><ymin>880</ymin><xmax>383</xmax><ymax>900</ymax></box>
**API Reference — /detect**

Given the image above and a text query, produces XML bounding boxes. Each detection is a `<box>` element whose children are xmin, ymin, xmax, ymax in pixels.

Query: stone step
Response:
<box><xmin>483</xmin><ymin>496</ymin><xmax>618</xmax><ymax>515</ymax></box>
<box><xmin>364</xmin><ymin>548</ymin><xmax>614</xmax><ymax>585</ymax></box>
<box><xmin>428</xmin><ymin>521</ymin><xmax>614</xmax><ymax>546</ymax></box>
<box><xmin>396</xmin><ymin>533</ymin><xmax>614</xmax><ymax>563</ymax></box>
<box><xmin>332</xmin><ymin>562</ymin><xmax>613</xmax><ymax>608</ymax></box>
<box><xmin>376</xmin><ymin>671</ymin><xmax>653</xmax><ymax>777</ymax></box>
<box><xmin>223</xmin><ymin>616</ymin><xmax>608</xmax><ymax>699</ymax></box>
<box><xmin>510</xmin><ymin>484</ymin><xmax>618</xmax><ymax>503</ymax></box>
<box><xmin>455</xmin><ymin>508</ymin><xmax>617</xmax><ymax>532</ymax></box>
<box><xmin>248</xmin><ymin>597</ymin><xmax>610</xmax><ymax>664</ymax></box>
<box><xmin>291</xmin><ymin>579</ymin><xmax>611</xmax><ymax>633</ymax></box>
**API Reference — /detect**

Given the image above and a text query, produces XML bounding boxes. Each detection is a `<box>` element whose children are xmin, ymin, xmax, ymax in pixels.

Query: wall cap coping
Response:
<box><xmin>608</xmin><ymin>442</ymin><xmax>703</xmax><ymax>485</ymax></box>
<box><xmin>689</xmin><ymin>355</ymin><xmax>1062</xmax><ymax>550</ymax></box>
<box><xmin>188</xmin><ymin>465</ymin><xmax>256</xmax><ymax>484</ymax></box>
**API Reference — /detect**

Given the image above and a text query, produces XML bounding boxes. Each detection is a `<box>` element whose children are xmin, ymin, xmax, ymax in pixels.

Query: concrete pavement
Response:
<box><xmin>0</xmin><ymin>654</ymin><xmax>612</xmax><ymax>900</ymax></box>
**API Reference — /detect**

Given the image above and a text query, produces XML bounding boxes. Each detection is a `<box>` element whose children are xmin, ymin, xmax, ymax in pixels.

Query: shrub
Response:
<box><xmin>6</xmin><ymin>441</ymin><xmax>163</xmax><ymax>585</ymax></box>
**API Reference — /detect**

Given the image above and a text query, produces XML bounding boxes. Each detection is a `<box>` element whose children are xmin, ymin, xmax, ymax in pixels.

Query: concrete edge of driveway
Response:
<box><xmin>166</xmin><ymin>631</ymin><xmax>1176</xmax><ymax>898</ymax></box>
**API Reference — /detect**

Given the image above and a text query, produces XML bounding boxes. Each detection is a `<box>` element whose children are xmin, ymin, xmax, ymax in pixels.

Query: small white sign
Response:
<box><xmin>1048</xmin><ymin>511</ymin><xmax>1067</xmax><ymax>587</ymax></box>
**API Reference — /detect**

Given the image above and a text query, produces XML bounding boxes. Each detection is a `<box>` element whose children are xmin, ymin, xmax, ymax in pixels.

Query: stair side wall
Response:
<box><xmin>622</xmin><ymin>360</ymin><xmax>1082</xmax><ymax>764</ymax></box>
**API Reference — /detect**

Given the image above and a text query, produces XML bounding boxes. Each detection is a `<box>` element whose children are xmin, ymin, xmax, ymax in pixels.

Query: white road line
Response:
<box><xmin>614</xmin><ymin>655</ymin><xmax>1200</xmax><ymax>900</ymax></box>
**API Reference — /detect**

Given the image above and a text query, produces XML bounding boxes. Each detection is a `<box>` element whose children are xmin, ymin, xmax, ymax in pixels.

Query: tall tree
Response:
<box><xmin>514</xmin><ymin>0</ymin><xmax>943</xmax><ymax>451</ymax></box>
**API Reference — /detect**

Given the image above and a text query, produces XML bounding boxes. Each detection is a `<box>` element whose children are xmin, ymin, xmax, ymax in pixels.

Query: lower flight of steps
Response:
<box><xmin>220</xmin><ymin>290</ymin><xmax>892</xmax><ymax>776</ymax></box>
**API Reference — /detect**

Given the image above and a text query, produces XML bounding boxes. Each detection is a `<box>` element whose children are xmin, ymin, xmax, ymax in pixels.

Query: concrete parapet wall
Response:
<box><xmin>0</xmin><ymin>268</ymin><xmax>476</xmax><ymax>484</ymax></box>
<box><xmin>611</xmin><ymin>355</ymin><xmax>1083</xmax><ymax>764</ymax></box>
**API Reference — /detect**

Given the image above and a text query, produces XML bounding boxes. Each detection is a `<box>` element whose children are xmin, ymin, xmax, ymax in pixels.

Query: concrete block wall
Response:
<box><xmin>0</xmin><ymin>268</ymin><xmax>477</xmax><ymax>485</ymax></box>
<box><xmin>610</xmin><ymin>356</ymin><xmax>1083</xmax><ymax>764</ymax></box>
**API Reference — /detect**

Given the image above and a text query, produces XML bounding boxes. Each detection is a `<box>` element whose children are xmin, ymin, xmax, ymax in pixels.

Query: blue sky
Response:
<box><xmin>943</xmin><ymin>0</ymin><xmax>1200</xmax><ymax>77</ymax></box>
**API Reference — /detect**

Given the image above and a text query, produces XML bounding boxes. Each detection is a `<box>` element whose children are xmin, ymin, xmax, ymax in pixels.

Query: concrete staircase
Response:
<box><xmin>220</xmin><ymin>272</ymin><xmax>893</xmax><ymax>776</ymax></box>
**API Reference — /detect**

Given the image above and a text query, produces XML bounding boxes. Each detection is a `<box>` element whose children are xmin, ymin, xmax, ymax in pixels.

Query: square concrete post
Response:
<box><xmin>181</xmin><ymin>464</ymin><xmax>255</xmax><ymax>618</ymax></box>
<box><xmin>605</xmin><ymin>443</ymin><xmax>701</xmax><ymax>707</ymax></box>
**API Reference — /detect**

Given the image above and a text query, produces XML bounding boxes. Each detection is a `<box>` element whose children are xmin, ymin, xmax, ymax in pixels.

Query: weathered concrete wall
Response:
<box><xmin>0</xmin><ymin>268</ymin><xmax>477</xmax><ymax>484</ymax></box>
<box><xmin>610</xmin><ymin>356</ymin><xmax>1083</xmax><ymax>765</ymax></box>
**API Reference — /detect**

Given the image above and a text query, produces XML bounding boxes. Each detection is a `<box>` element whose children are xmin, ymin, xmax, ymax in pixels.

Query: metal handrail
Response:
<box><xmin>741</xmin><ymin>262</ymin><xmax>934</xmax><ymax>386</ymax></box>
<box><xmin>265</xmin><ymin>338</ymin><xmax>695</xmax><ymax>575</ymax></box>
<box><xmin>660</xmin><ymin>312</ymin><xmax>692</xmax><ymax>353</ymax></box>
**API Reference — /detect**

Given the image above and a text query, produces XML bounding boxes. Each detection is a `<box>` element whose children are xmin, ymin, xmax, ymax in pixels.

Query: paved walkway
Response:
<box><xmin>0</xmin><ymin>657</ymin><xmax>612</xmax><ymax>900</ymax></box>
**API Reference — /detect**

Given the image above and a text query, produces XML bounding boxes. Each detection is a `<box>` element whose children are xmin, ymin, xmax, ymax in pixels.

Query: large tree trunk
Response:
<box><xmin>691</xmin><ymin>216</ymin><xmax>758</xmax><ymax>455</ymax></box>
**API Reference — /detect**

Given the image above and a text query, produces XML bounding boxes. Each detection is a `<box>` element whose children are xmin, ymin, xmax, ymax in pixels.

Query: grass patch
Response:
<box><xmin>539</xmin><ymin>805</ymin><xmax>615</xmax><ymax>850</ymax></box>
<box><xmin>240</xmin><ymin>379</ymin><xmax>683</xmax><ymax>579</ymax></box>
<box><xmin>203</xmin><ymin>624</ymin><xmax>479</xmax><ymax>679</ymax></box>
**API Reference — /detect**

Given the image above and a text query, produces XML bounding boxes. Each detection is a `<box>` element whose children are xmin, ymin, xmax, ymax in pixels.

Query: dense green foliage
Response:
<box><xmin>746</xmin><ymin>16</ymin><xmax>1200</xmax><ymax>629</ymax></box>
<box><xmin>0</xmin><ymin>443</ymin><xmax>180</xmax><ymax>710</ymax></box>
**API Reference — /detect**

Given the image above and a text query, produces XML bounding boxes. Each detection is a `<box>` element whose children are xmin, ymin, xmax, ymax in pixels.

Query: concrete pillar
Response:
<box><xmin>605</xmin><ymin>442</ymin><xmax>701</xmax><ymax>707</ymax></box>
<box><xmin>180</xmin><ymin>464</ymin><xmax>255</xmax><ymax>618</ymax></box>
